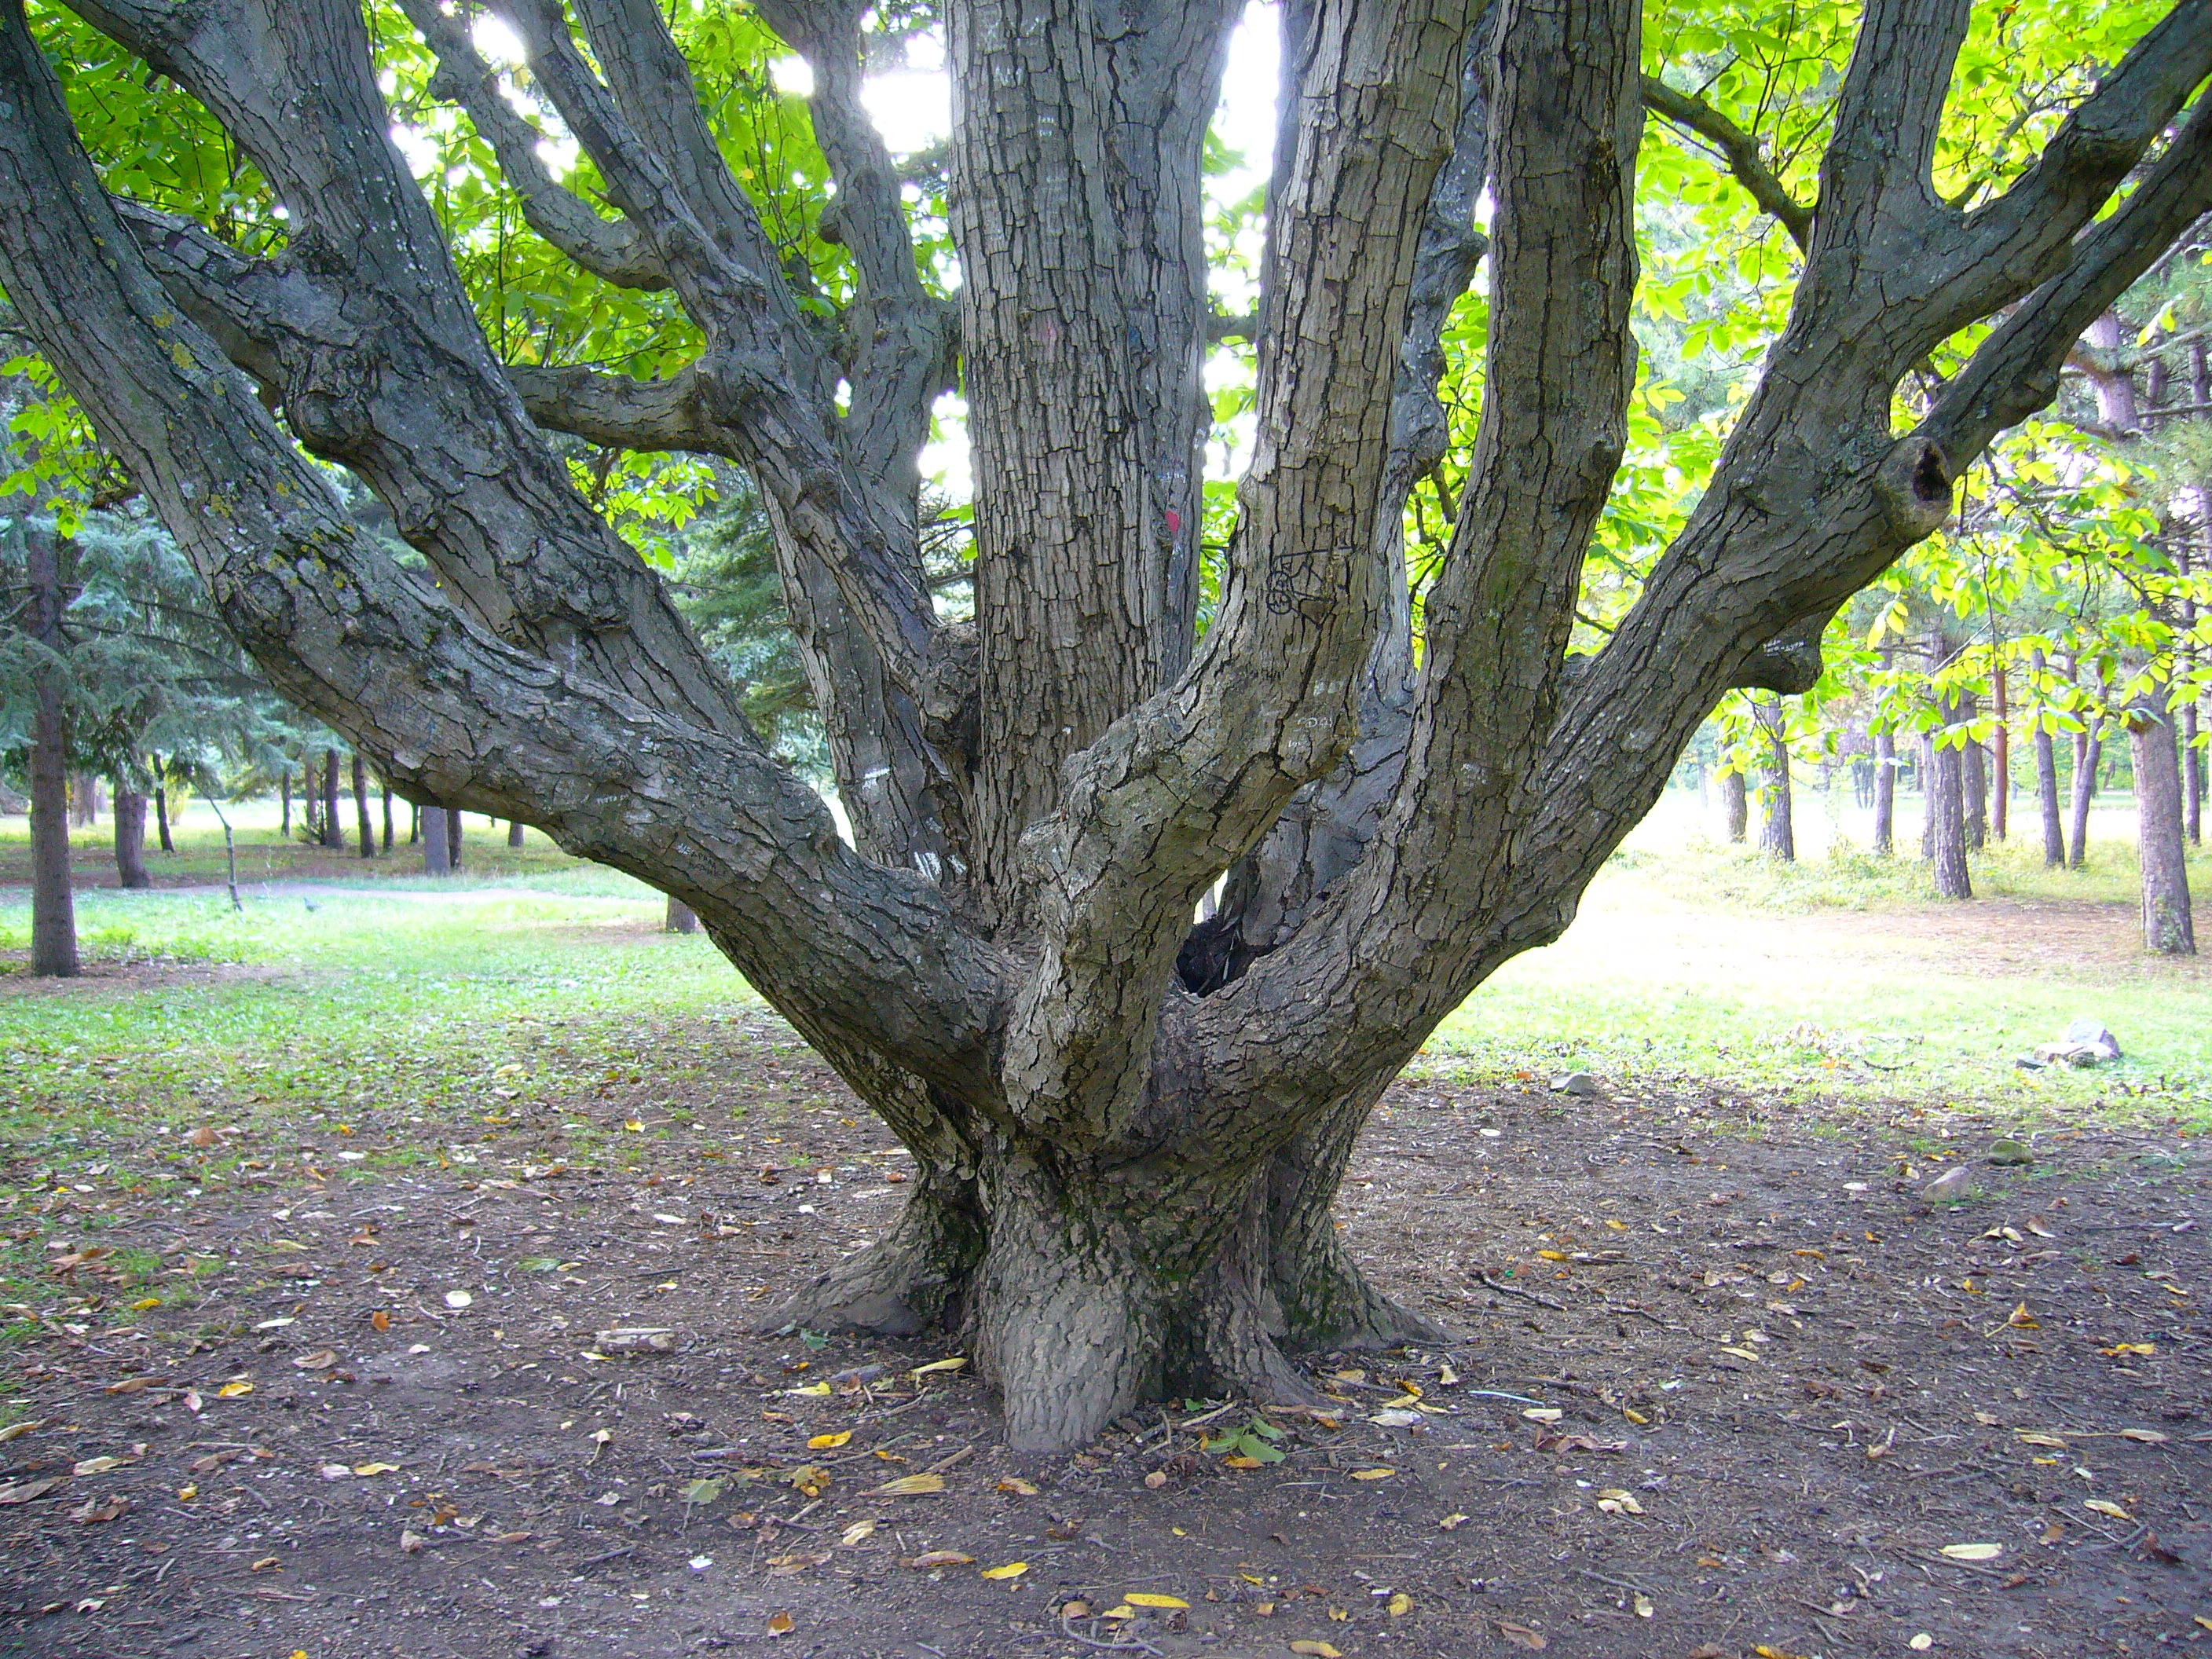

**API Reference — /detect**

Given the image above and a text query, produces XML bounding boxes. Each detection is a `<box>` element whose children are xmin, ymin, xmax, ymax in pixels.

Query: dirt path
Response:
<box><xmin>3</xmin><ymin>1031</ymin><xmax>2207</xmax><ymax>1658</ymax></box>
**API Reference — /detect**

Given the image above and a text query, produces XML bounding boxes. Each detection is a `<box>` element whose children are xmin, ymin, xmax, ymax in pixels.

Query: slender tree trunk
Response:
<box><xmin>1961</xmin><ymin>690</ymin><xmax>1987</xmax><ymax>851</ymax></box>
<box><xmin>2031</xmin><ymin>649</ymin><xmax>2064</xmax><ymax>866</ymax></box>
<box><xmin>2185</xmin><ymin>701</ymin><xmax>2202</xmax><ymax>846</ymax></box>
<box><xmin>113</xmin><ymin>780</ymin><xmax>151</xmax><ymax>889</ymax></box>
<box><xmin>446</xmin><ymin>806</ymin><xmax>463</xmax><ymax>871</ymax></box>
<box><xmin>1927</xmin><ymin>635</ymin><xmax>1971</xmax><ymax>898</ymax></box>
<box><xmin>2129</xmin><ymin>700</ymin><xmax>2196</xmax><ymax>954</ymax></box>
<box><xmin>280</xmin><ymin>767</ymin><xmax>291</xmax><ymax>837</ymax></box>
<box><xmin>1756</xmin><ymin>698</ymin><xmax>1793</xmax><ymax>860</ymax></box>
<box><xmin>27</xmin><ymin>526</ymin><xmax>78</xmax><ymax>977</ymax></box>
<box><xmin>301</xmin><ymin>760</ymin><xmax>318</xmax><ymax>841</ymax></box>
<box><xmin>1720</xmin><ymin>768</ymin><xmax>1747</xmax><ymax>843</ymax></box>
<box><xmin>320</xmin><ymin>748</ymin><xmax>343</xmax><ymax>848</ymax></box>
<box><xmin>381</xmin><ymin>784</ymin><xmax>394</xmax><ymax>853</ymax></box>
<box><xmin>152</xmin><ymin>753</ymin><xmax>174</xmax><ymax>853</ymax></box>
<box><xmin>507</xmin><ymin>819</ymin><xmax>526</xmax><ymax>848</ymax></box>
<box><xmin>2067</xmin><ymin>729</ymin><xmax>2100</xmax><ymax>870</ymax></box>
<box><xmin>408</xmin><ymin>801</ymin><xmax>419</xmax><ymax>845</ymax></box>
<box><xmin>422</xmin><ymin>801</ymin><xmax>451</xmax><ymax>876</ymax></box>
<box><xmin>1872</xmin><ymin>734</ymin><xmax>1896</xmax><ymax>854</ymax></box>
<box><xmin>665</xmin><ymin>897</ymin><xmax>700</xmax><ymax>934</ymax></box>
<box><xmin>1991</xmin><ymin>664</ymin><xmax>2009</xmax><ymax>841</ymax></box>
<box><xmin>352</xmin><ymin>754</ymin><xmax>373</xmax><ymax>858</ymax></box>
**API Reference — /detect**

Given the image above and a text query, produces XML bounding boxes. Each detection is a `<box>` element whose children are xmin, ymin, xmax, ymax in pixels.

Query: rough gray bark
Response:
<box><xmin>352</xmin><ymin>756</ymin><xmax>373</xmax><ymax>859</ymax></box>
<box><xmin>152</xmin><ymin>756</ymin><xmax>174</xmax><ymax>853</ymax></box>
<box><xmin>320</xmin><ymin>748</ymin><xmax>343</xmax><ymax>848</ymax></box>
<box><xmin>2032</xmin><ymin>648</ymin><xmax>2066</xmax><ymax>866</ymax></box>
<box><xmin>445</xmin><ymin>807</ymin><xmax>464</xmax><ymax>871</ymax></box>
<box><xmin>1925</xmin><ymin>636</ymin><xmax>1972</xmax><ymax>898</ymax></box>
<box><xmin>1872</xmin><ymin>646</ymin><xmax>1897</xmax><ymax>853</ymax></box>
<box><xmin>1721</xmin><ymin>767</ymin><xmax>1749</xmax><ymax>842</ymax></box>
<box><xmin>6</xmin><ymin>0</ymin><xmax>2210</xmax><ymax>1450</ymax></box>
<box><xmin>665</xmin><ymin>897</ymin><xmax>700</xmax><ymax>935</ymax></box>
<box><xmin>2129</xmin><ymin>699</ymin><xmax>2196</xmax><ymax>954</ymax></box>
<box><xmin>113</xmin><ymin>782</ymin><xmax>151</xmax><ymax>889</ymax></box>
<box><xmin>26</xmin><ymin>524</ymin><xmax>78</xmax><ymax>977</ymax></box>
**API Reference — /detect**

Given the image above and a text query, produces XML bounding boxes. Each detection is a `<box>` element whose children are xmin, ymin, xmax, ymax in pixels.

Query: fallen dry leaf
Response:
<box><xmin>293</xmin><ymin>1350</ymin><xmax>338</xmax><ymax>1370</ymax></box>
<box><xmin>2085</xmin><ymin>1500</ymin><xmax>2131</xmax><ymax>1520</ymax></box>
<box><xmin>1288</xmin><ymin>1643</ymin><xmax>1343</xmax><ymax>1658</ymax></box>
<box><xmin>1939</xmin><ymin>1543</ymin><xmax>2002</xmax><ymax>1562</ymax></box>
<box><xmin>1349</xmin><ymin>1467</ymin><xmax>1395</xmax><ymax>1481</ymax></box>
<box><xmin>2007</xmin><ymin>1302</ymin><xmax>2040</xmax><ymax>1329</ymax></box>
<box><xmin>70</xmin><ymin>1495</ymin><xmax>127</xmax><ymax>1524</ymax></box>
<box><xmin>998</xmin><ymin>1477</ymin><xmax>1040</xmax><ymax>1495</ymax></box>
<box><xmin>909</xmin><ymin>1357</ymin><xmax>969</xmax><ymax>1379</ymax></box>
<box><xmin>1496</xmin><ymin>1622</ymin><xmax>1547</xmax><ymax>1651</ymax></box>
<box><xmin>71</xmin><ymin>1456</ymin><xmax>124</xmax><ymax>1476</ymax></box>
<box><xmin>867</xmin><ymin>1473</ymin><xmax>947</xmax><ymax>1496</ymax></box>
<box><xmin>840</xmin><ymin>1520</ymin><xmax>877</xmax><ymax>1547</ymax></box>
<box><xmin>0</xmin><ymin>1422</ymin><xmax>39</xmax><ymax>1444</ymax></box>
<box><xmin>980</xmin><ymin>1561</ymin><xmax>1028</xmax><ymax>1580</ymax></box>
<box><xmin>765</xmin><ymin>1611</ymin><xmax>794</xmax><ymax>1636</ymax></box>
<box><xmin>399</xmin><ymin>1530</ymin><xmax>425</xmax><ymax>1554</ymax></box>
<box><xmin>217</xmin><ymin>1382</ymin><xmax>253</xmax><ymax>1399</ymax></box>
<box><xmin>1125</xmin><ymin>1592</ymin><xmax>1187</xmax><ymax>1609</ymax></box>
<box><xmin>1389</xmin><ymin>1591</ymin><xmax>1412</xmax><ymax>1617</ymax></box>
<box><xmin>806</xmin><ymin>1430</ymin><xmax>852</xmax><ymax>1450</ymax></box>
<box><xmin>1438</xmin><ymin>1512</ymin><xmax>1470</xmax><ymax>1530</ymax></box>
<box><xmin>902</xmin><ymin>1551</ymin><xmax>974</xmax><ymax>1569</ymax></box>
<box><xmin>0</xmin><ymin>1478</ymin><xmax>59</xmax><ymax>1507</ymax></box>
<box><xmin>370</xmin><ymin>1311</ymin><xmax>390</xmax><ymax>1333</ymax></box>
<box><xmin>352</xmin><ymin>1462</ymin><xmax>401</xmax><ymax>1477</ymax></box>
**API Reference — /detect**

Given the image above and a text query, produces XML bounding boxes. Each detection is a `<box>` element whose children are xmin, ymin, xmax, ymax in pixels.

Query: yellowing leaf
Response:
<box><xmin>909</xmin><ymin>1357</ymin><xmax>969</xmax><ymax>1379</ymax></box>
<box><xmin>1521</xmin><ymin>1408</ymin><xmax>1561</xmax><ymax>1423</ymax></box>
<box><xmin>787</xmin><ymin>1382</ymin><xmax>832</xmax><ymax>1397</ymax></box>
<box><xmin>2017</xmin><ymin>1433</ymin><xmax>2067</xmax><ymax>1448</ymax></box>
<box><xmin>2085</xmin><ymin>1500</ymin><xmax>2131</xmax><ymax>1520</ymax></box>
<box><xmin>1349</xmin><ymin>1467</ymin><xmax>1394</xmax><ymax>1481</ymax></box>
<box><xmin>1633</xmin><ymin>1594</ymin><xmax>1654</xmax><ymax>1618</ymax></box>
<box><xmin>764</xmin><ymin>1611</ymin><xmax>793</xmax><ymax>1635</ymax></box>
<box><xmin>1595</xmin><ymin>1488</ymin><xmax>1646</xmax><ymax>1515</ymax></box>
<box><xmin>840</xmin><ymin>1519</ymin><xmax>876</xmax><ymax>1546</ymax></box>
<box><xmin>1124</xmin><ymin>1592</ymin><xmax>1187</xmax><ymax>1608</ymax></box>
<box><xmin>2119</xmin><ymin>1428</ymin><xmax>2169</xmax><ymax>1443</ymax></box>
<box><xmin>2098</xmin><ymin>1342</ymin><xmax>2156</xmax><ymax>1357</ymax></box>
<box><xmin>130</xmin><ymin>1298</ymin><xmax>161</xmax><ymax>1311</ymax></box>
<box><xmin>1939</xmin><ymin>1543</ymin><xmax>2002</xmax><ymax>1562</ymax></box>
<box><xmin>71</xmin><ymin>1457</ymin><xmax>123</xmax><ymax>1476</ymax></box>
<box><xmin>867</xmin><ymin>1473</ymin><xmax>947</xmax><ymax>1496</ymax></box>
<box><xmin>624</xmin><ymin>1120</ymin><xmax>644</xmax><ymax>1133</ymax></box>
<box><xmin>1718</xmin><ymin>1346</ymin><xmax>1763</xmax><ymax>1363</ymax></box>
<box><xmin>980</xmin><ymin>1561</ymin><xmax>1028</xmax><ymax>1580</ymax></box>
<box><xmin>1389</xmin><ymin>1591</ymin><xmax>1412</xmax><ymax>1617</ymax></box>
<box><xmin>370</xmin><ymin>1310</ymin><xmax>390</xmax><ymax>1332</ymax></box>
<box><xmin>807</xmin><ymin>1431</ymin><xmax>852</xmax><ymax>1450</ymax></box>
<box><xmin>1536</xmin><ymin>1250</ymin><xmax>1568</xmax><ymax>1262</ymax></box>
<box><xmin>1288</xmin><ymin>1643</ymin><xmax>1342</xmax><ymax>1658</ymax></box>
<box><xmin>294</xmin><ymin>1350</ymin><xmax>338</xmax><ymax>1370</ymax></box>
<box><xmin>1438</xmin><ymin>1512</ymin><xmax>1470</xmax><ymax>1530</ymax></box>
<box><xmin>1225</xmin><ymin>1455</ymin><xmax>1263</xmax><ymax>1470</ymax></box>
<box><xmin>353</xmin><ymin>1463</ymin><xmax>401</xmax><ymax>1476</ymax></box>
<box><xmin>218</xmin><ymin>1382</ymin><xmax>253</xmax><ymax>1398</ymax></box>
<box><xmin>2007</xmin><ymin>1303</ymin><xmax>2040</xmax><ymax>1329</ymax></box>
<box><xmin>903</xmin><ymin>1551</ymin><xmax>974</xmax><ymax>1568</ymax></box>
<box><xmin>998</xmin><ymin>1477</ymin><xmax>1039</xmax><ymax>1495</ymax></box>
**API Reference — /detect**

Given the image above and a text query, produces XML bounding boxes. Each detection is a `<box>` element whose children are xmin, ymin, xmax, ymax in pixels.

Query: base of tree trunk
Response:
<box><xmin>759</xmin><ymin>1162</ymin><xmax>1447</xmax><ymax>1451</ymax></box>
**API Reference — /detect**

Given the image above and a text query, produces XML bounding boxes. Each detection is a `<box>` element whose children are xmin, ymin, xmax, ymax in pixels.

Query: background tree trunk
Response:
<box><xmin>382</xmin><ymin>784</ymin><xmax>394</xmax><ymax>853</ymax></box>
<box><xmin>152</xmin><ymin>753</ymin><xmax>174</xmax><ymax>853</ymax></box>
<box><xmin>112</xmin><ymin>780</ymin><xmax>151</xmax><ymax>889</ymax></box>
<box><xmin>1961</xmin><ymin>690</ymin><xmax>1987</xmax><ymax>851</ymax></box>
<box><xmin>27</xmin><ymin>526</ymin><xmax>78</xmax><ymax>977</ymax></box>
<box><xmin>1721</xmin><ymin>769</ymin><xmax>1748</xmax><ymax>844</ymax></box>
<box><xmin>1926</xmin><ymin>637</ymin><xmax>1971</xmax><ymax>898</ymax></box>
<box><xmin>1991</xmin><ymin>665</ymin><xmax>2009</xmax><ymax>840</ymax></box>
<box><xmin>280</xmin><ymin>767</ymin><xmax>291</xmax><ymax>837</ymax></box>
<box><xmin>320</xmin><ymin>748</ymin><xmax>343</xmax><ymax>848</ymax></box>
<box><xmin>665</xmin><ymin>897</ymin><xmax>701</xmax><ymax>934</ymax></box>
<box><xmin>508</xmin><ymin>819</ymin><xmax>526</xmax><ymax>849</ymax></box>
<box><xmin>1756</xmin><ymin>698</ymin><xmax>1794</xmax><ymax>859</ymax></box>
<box><xmin>71</xmin><ymin>771</ymin><xmax>97</xmax><ymax>826</ymax></box>
<box><xmin>445</xmin><ymin>807</ymin><xmax>464</xmax><ymax>871</ymax></box>
<box><xmin>2067</xmin><ymin>728</ymin><xmax>2100</xmax><ymax>870</ymax></box>
<box><xmin>1872</xmin><ymin>725</ymin><xmax>1896</xmax><ymax>853</ymax></box>
<box><xmin>422</xmin><ymin>802</ymin><xmax>451</xmax><ymax>877</ymax></box>
<box><xmin>2129</xmin><ymin>700</ymin><xmax>2196</xmax><ymax>954</ymax></box>
<box><xmin>352</xmin><ymin>755</ymin><xmax>374</xmax><ymax>858</ymax></box>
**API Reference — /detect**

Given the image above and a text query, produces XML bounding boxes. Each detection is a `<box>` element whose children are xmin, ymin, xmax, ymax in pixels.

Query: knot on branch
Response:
<box><xmin>1873</xmin><ymin>434</ymin><xmax>1952</xmax><ymax>541</ymax></box>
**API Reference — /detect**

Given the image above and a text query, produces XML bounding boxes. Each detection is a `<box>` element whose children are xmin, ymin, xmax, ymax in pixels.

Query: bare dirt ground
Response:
<box><xmin>3</xmin><ymin>1024</ymin><xmax>2207</xmax><ymax>1659</ymax></box>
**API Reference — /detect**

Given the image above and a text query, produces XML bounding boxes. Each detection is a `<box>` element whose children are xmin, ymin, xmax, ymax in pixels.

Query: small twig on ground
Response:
<box><xmin>1478</xmin><ymin>1273</ymin><xmax>1570</xmax><ymax>1311</ymax></box>
<box><xmin>1057</xmin><ymin>1614</ymin><xmax>1164</xmax><ymax>1655</ymax></box>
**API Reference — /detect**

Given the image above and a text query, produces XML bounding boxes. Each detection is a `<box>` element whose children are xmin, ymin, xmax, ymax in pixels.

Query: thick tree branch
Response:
<box><xmin>0</xmin><ymin>0</ymin><xmax>1009</xmax><ymax>1109</ymax></box>
<box><xmin>69</xmin><ymin>0</ymin><xmax>746</xmax><ymax>737</ymax></box>
<box><xmin>505</xmin><ymin>361</ymin><xmax>726</xmax><ymax>454</ymax></box>
<box><xmin>1639</xmin><ymin>74</ymin><xmax>1812</xmax><ymax>251</ymax></box>
<box><xmin>1916</xmin><ymin>0</ymin><xmax>2212</xmax><ymax>339</ymax></box>
<box><xmin>393</xmin><ymin>0</ymin><xmax>669</xmax><ymax>291</ymax></box>
<box><xmin>754</xmin><ymin>0</ymin><xmax>954</xmax><ymax>492</ymax></box>
<box><xmin>1926</xmin><ymin>93</ymin><xmax>2212</xmax><ymax>465</ymax></box>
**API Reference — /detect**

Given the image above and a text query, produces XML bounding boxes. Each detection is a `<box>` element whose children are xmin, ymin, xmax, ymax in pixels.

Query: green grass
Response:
<box><xmin>1423</xmin><ymin>811</ymin><xmax>2212</xmax><ymax>1129</ymax></box>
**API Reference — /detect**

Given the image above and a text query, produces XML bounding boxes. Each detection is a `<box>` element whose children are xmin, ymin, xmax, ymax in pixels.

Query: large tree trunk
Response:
<box><xmin>5</xmin><ymin>0</ymin><xmax>2207</xmax><ymax>1452</ymax></box>
<box><xmin>445</xmin><ymin>806</ymin><xmax>463</xmax><ymax>871</ymax></box>
<box><xmin>1756</xmin><ymin>697</ymin><xmax>1794</xmax><ymax>859</ymax></box>
<box><xmin>27</xmin><ymin>526</ymin><xmax>78</xmax><ymax>978</ymax></box>
<box><xmin>2130</xmin><ymin>699</ymin><xmax>2196</xmax><ymax>954</ymax></box>
<box><xmin>508</xmin><ymin>819</ymin><xmax>526</xmax><ymax>849</ymax></box>
<box><xmin>113</xmin><ymin>780</ymin><xmax>152</xmax><ymax>889</ymax></box>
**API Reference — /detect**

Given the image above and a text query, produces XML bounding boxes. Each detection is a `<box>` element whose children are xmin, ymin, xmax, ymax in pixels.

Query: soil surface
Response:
<box><xmin>3</xmin><ymin>1023</ymin><xmax>2207</xmax><ymax>1659</ymax></box>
